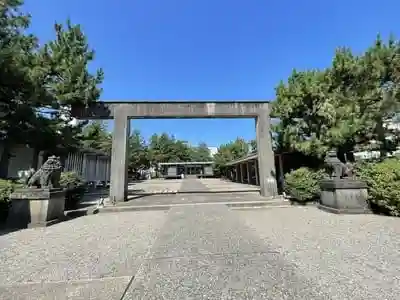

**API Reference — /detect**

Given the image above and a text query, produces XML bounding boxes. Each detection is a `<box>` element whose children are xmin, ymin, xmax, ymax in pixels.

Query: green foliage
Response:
<box><xmin>213</xmin><ymin>138</ymin><xmax>250</xmax><ymax>172</ymax></box>
<box><xmin>356</xmin><ymin>158</ymin><xmax>400</xmax><ymax>216</ymax></box>
<box><xmin>38</xmin><ymin>19</ymin><xmax>104</xmax><ymax>108</ymax></box>
<box><xmin>147</xmin><ymin>133</ymin><xmax>193</xmax><ymax>166</ymax></box>
<box><xmin>284</xmin><ymin>167</ymin><xmax>326</xmax><ymax>202</ymax></box>
<box><xmin>249</xmin><ymin>139</ymin><xmax>257</xmax><ymax>152</ymax></box>
<box><xmin>128</xmin><ymin>130</ymin><xmax>150</xmax><ymax>171</ymax></box>
<box><xmin>190</xmin><ymin>142</ymin><xmax>213</xmax><ymax>162</ymax></box>
<box><xmin>0</xmin><ymin>179</ymin><xmax>15</xmax><ymax>203</ymax></box>
<box><xmin>60</xmin><ymin>172</ymin><xmax>86</xmax><ymax>210</ymax></box>
<box><xmin>81</xmin><ymin>126</ymin><xmax>214</xmax><ymax>172</ymax></box>
<box><xmin>0</xmin><ymin>1</ymin><xmax>103</xmax><ymax>178</ymax></box>
<box><xmin>81</xmin><ymin>121</ymin><xmax>112</xmax><ymax>154</ymax></box>
<box><xmin>0</xmin><ymin>178</ymin><xmax>20</xmax><ymax>221</ymax></box>
<box><xmin>272</xmin><ymin>35</ymin><xmax>400</xmax><ymax>158</ymax></box>
<box><xmin>60</xmin><ymin>171</ymin><xmax>84</xmax><ymax>188</ymax></box>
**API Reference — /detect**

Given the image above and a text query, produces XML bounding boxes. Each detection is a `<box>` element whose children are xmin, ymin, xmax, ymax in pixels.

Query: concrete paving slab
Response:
<box><xmin>0</xmin><ymin>276</ymin><xmax>131</xmax><ymax>300</ymax></box>
<box><xmin>124</xmin><ymin>205</ymin><xmax>329</xmax><ymax>299</ymax></box>
<box><xmin>109</xmin><ymin>193</ymin><xmax>282</xmax><ymax>207</ymax></box>
<box><xmin>0</xmin><ymin>211</ymin><xmax>167</xmax><ymax>299</ymax></box>
<box><xmin>98</xmin><ymin>181</ymin><xmax>286</xmax><ymax>213</ymax></box>
<box><xmin>128</xmin><ymin>179</ymin><xmax>183</xmax><ymax>194</ymax></box>
<box><xmin>127</xmin><ymin>178</ymin><xmax>259</xmax><ymax>194</ymax></box>
<box><xmin>236</xmin><ymin>207</ymin><xmax>400</xmax><ymax>300</ymax></box>
<box><xmin>200</xmin><ymin>178</ymin><xmax>260</xmax><ymax>192</ymax></box>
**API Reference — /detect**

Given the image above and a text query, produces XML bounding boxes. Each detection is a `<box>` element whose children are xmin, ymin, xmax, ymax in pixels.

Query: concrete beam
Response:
<box><xmin>224</xmin><ymin>153</ymin><xmax>258</xmax><ymax>166</ymax></box>
<box><xmin>256</xmin><ymin>108</ymin><xmax>278</xmax><ymax>197</ymax></box>
<box><xmin>71</xmin><ymin>101</ymin><xmax>270</xmax><ymax>119</ymax></box>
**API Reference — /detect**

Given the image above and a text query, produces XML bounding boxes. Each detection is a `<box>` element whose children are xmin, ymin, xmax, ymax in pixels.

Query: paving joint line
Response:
<box><xmin>0</xmin><ymin>275</ymin><xmax>133</xmax><ymax>288</ymax></box>
<box><xmin>143</xmin><ymin>250</ymin><xmax>282</xmax><ymax>262</ymax></box>
<box><xmin>119</xmin><ymin>207</ymin><xmax>175</xmax><ymax>300</ymax></box>
<box><xmin>103</xmin><ymin>200</ymin><xmax>288</xmax><ymax>209</ymax></box>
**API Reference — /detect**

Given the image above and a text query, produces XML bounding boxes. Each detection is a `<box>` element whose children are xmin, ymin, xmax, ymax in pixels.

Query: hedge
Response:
<box><xmin>60</xmin><ymin>172</ymin><xmax>86</xmax><ymax>210</ymax></box>
<box><xmin>356</xmin><ymin>158</ymin><xmax>400</xmax><ymax>216</ymax></box>
<box><xmin>0</xmin><ymin>179</ymin><xmax>20</xmax><ymax>222</ymax></box>
<box><xmin>284</xmin><ymin>167</ymin><xmax>326</xmax><ymax>202</ymax></box>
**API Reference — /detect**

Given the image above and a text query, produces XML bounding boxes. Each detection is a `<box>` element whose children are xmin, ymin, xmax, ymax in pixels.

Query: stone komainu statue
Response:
<box><xmin>27</xmin><ymin>156</ymin><xmax>63</xmax><ymax>188</ymax></box>
<box><xmin>324</xmin><ymin>150</ymin><xmax>354</xmax><ymax>179</ymax></box>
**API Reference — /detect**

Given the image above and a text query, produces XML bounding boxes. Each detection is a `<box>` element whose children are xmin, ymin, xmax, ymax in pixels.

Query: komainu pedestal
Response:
<box><xmin>7</xmin><ymin>188</ymin><xmax>66</xmax><ymax>228</ymax></box>
<box><xmin>318</xmin><ymin>150</ymin><xmax>371</xmax><ymax>214</ymax></box>
<box><xmin>7</xmin><ymin>155</ymin><xmax>66</xmax><ymax>228</ymax></box>
<box><xmin>319</xmin><ymin>179</ymin><xmax>371</xmax><ymax>214</ymax></box>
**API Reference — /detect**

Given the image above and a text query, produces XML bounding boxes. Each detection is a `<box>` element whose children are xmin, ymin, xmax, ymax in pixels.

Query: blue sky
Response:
<box><xmin>23</xmin><ymin>0</ymin><xmax>399</xmax><ymax>147</ymax></box>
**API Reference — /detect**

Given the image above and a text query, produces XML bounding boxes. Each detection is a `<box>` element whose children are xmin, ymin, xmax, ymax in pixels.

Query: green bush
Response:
<box><xmin>284</xmin><ymin>167</ymin><xmax>326</xmax><ymax>202</ymax></box>
<box><xmin>0</xmin><ymin>179</ymin><xmax>14</xmax><ymax>202</ymax></box>
<box><xmin>356</xmin><ymin>158</ymin><xmax>400</xmax><ymax>216</ymax></box>
<box><xmin>60</xmin><ymin>172</ymin><xmax>86</xmax><ymax>210</ymax></box>
<box><xmin>60</xmin><ymin>171</ymin><xmax>84</xmax><ymax>188</ymax></box>
<box><xmin>0</xmin><ymin>179</ymin><xmax>19</xmax><ymax>222</ymax></box>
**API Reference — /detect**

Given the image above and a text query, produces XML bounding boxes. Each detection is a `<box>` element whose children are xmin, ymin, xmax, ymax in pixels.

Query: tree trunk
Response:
<box><xmin>376</xmin><ymin>118</ymin><xmax>387</xmax><ymax>159</ymax></box>
<box><xmin>0</xmin><ymin>142</ymin><xmax>11</xmax><ymax>179</ymax></box>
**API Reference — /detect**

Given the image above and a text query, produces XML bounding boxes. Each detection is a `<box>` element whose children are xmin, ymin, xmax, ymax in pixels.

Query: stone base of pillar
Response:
<box><xmin>318</xmin><ymin>179</ymin><xmax>371</xmax><ymax>214</ymax></box>
<box><xmin>260</xmin><ymin>177</ymin><xmax>278</xmax><ymax>197</ymax></box>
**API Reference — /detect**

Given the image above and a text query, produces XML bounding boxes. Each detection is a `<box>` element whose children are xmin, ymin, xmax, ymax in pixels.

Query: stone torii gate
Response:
<box><xmin>72</xmin><ymin>101</ymin><xmax>277</xmax><ymax>202</ymax></box>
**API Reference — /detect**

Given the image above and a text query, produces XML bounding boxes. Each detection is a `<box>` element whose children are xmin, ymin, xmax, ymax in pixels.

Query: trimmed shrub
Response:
<box><xmin>60</xmin><ymin>171</ymin><xmax>84</xmax><ymax>188</ymax></box>
<box><xmin>60</xmin><ymin>172</ymin><xmax>86</xmax><ymax>210</ymax></box>
<box><xmin>356</xmin><ymin>158</ymin><xmax>400</xmax><ymax>216</ymax></box>
<box><xmin>284</xmin><ymin>167</ymin><xmax>326</xmax><ymax>202</ymax></box>
<box><xmin>0</xmin><ymin>179</ymin><xmax>18</xmax><ymax>222</ymax></box>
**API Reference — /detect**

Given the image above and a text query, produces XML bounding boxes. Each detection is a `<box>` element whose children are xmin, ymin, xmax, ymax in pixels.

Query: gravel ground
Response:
<box><xmin>236</xmin><ymin>206</ymin><xmax>400</xmax><ymax>300</ymax></box>
<box><xmin>0</xmin><ymin>211</ymin><xmax>168</xmax><ymax>299</ymax></box>
<box><xmin>0</xmin><ymin>194</ymin><xmax>399</xmax><ymax>299</ymax></box>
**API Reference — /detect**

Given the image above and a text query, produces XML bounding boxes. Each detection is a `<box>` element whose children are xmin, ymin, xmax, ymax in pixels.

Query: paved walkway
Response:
<box><xmin>127</xmin><ymin>178</ymin><xmax>259</xmax><ymax>195</ymax></box>
<box><xmin>200</xmin><ymin>178</ymin><xmax>259</xmax><ymax>192</ymax></box>
<box><xmin>0</xmin><ymin>180</ymin><xmax>399</xmax><ymax>299</ymax></box>
<box><xmin>108</xmin><ymin>179</ymin><xmax>270</xmax><ymax>210</ymax></box>
<box><xmin>128</xmin><ymin>179</ymin><xmax>183</xmax><ymax>194</ymax></box>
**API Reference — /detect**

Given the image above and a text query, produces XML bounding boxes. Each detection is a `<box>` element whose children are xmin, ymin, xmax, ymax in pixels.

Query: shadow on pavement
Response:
<box><xmin>0</xmin><ymin>225</ymin><xmax>20</xmax><ymax>236</ymax></box>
